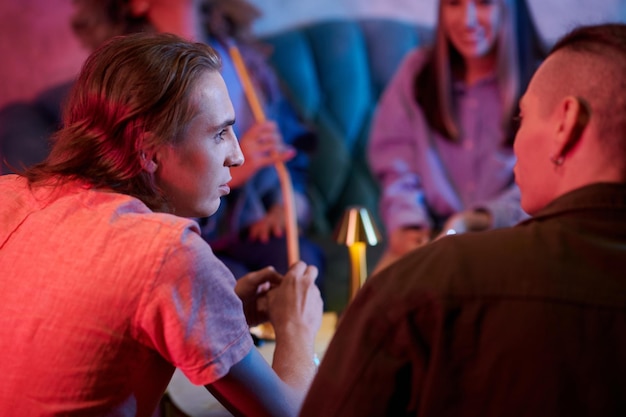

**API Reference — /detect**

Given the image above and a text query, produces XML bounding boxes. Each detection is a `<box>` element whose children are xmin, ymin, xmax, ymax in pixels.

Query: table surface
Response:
<box><xmin>167</xmin><ymin>312</ymin><xmax>338</xmax><ymax>417</ymax></box>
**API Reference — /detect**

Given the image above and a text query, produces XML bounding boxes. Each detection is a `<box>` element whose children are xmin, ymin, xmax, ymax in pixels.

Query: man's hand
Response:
<box><xmin>210</xmin><ymin>262</ymin><xmax>323</xmax><ymax>416</ymax></box>
<box><xmin>266</xmin><ymin>261</ymin><xmax>322</xmax><ymax>343</ymax></box>
<box><xmin>234</xmin><ymin>266</ymin><xmax>282</xmax><ymax>327</ymax></box>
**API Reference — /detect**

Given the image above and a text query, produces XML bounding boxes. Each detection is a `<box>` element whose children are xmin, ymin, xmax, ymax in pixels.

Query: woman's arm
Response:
<box><xmin>368</xmin><ymin>49</ymin><xmax>434</xmax><ymax>235</ymax></box>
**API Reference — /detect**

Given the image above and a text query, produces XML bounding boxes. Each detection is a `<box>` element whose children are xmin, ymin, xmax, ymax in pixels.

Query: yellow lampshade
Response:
<box><xmin>334</xmin><ymin>206</ymin><xmax>381</xmax><ymax>247</ymax></box>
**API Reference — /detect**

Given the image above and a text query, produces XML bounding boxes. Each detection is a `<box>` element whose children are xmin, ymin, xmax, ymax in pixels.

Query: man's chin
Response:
<box><xmin>199</xmin><ymin>200</ymin><xmax>221</xmax><ymax>218</ymax></box>
<box><xmin>178</xmin><ymin>201</ymin><xmax>220</xmax><ymax>219</ymax></box>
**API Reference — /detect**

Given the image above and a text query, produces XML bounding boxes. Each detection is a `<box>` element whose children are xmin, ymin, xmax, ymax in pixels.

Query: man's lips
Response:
<box><xmin>218</xmin><ymin>184</ymin><xmax>231</xmax><ymax>195</ymax></box>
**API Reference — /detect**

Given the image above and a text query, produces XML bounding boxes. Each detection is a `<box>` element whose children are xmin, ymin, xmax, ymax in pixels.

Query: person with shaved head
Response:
<box><xmin>301</xmin><ymin>23</ymin><xmax>626</xmax><ymax>417</ymax></box>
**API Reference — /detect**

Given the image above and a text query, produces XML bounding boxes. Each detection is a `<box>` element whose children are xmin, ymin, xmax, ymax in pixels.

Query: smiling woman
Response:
<box><xmin>441</xmin><ymin>0</ymin><xmax>503</xmax><ymax>69</ymax></box>
<box><xmin>368</xmin><ymin>0</ymin><xmax>546</xmax><ymax>274</ymax></box>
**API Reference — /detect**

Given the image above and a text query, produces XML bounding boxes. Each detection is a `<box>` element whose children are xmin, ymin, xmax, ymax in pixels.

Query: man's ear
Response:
<box><xmin>138</xmin><ymin>131</ymin><xmax>159</xmax><ymax>173</ymax></box>
<box><xmin>140</xmin><ymin>151</ymin><xmax>158</xmax><ymax>173</ymax></box>
<box><xmin>553</xmin><ymin>96</ymin><xmax>590</xmax><ymax>159</ymax></box>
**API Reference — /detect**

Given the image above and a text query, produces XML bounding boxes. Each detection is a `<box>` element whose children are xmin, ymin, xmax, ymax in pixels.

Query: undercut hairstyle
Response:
<box><xmin>549</xmin><ymin>23</ymin><xmax>626</xmax><ymax>157</ymax></box>
<box><xmin>24</xmin><ymin>33</ymin><xmax>222</xmax><ymax>212</ymax></box>
<box><xmin>415</xmin><ymin>0</ymin><xmax>545</xmax><ymax>144</ymax></box>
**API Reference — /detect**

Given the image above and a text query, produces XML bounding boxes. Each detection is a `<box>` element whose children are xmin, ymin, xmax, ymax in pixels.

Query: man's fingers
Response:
<box><xmin>256</xmin><ymin>296</ymin><xmax>269</xmax><ymax>314</ymax></box>
<box><xmin>245</xmin><ymin>266</ymin><xmax>282</xmax><ymax>288</ymax></box>
<box><xmin>284</xmin><ymin>262</ymin><xmax>318</xmax><ymax>286</ymax></box>
<box><xmin>303</xmin><ymin>265</ymin><xmax>319</xmax><ymax>286</ymax></box>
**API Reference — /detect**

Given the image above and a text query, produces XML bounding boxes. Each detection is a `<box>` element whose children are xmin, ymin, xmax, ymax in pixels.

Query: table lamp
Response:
<box><xmin>334</xmin><ymin>206</ymin><xmax>382</xmax><ymax>302</ymax></box>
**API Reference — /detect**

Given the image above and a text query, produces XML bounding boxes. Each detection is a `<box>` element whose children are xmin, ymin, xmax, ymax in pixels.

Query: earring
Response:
<box><xmin>550</xmin><ymin>155</ymin><xmax>564</xmax><ymax>166</ymax></box>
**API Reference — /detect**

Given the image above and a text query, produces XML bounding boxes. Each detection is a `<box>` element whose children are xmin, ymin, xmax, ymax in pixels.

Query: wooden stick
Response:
<box><xmin>228</xmin><ymin>42</ymin><xmax>300</xmax><ymax>265</ymax></box>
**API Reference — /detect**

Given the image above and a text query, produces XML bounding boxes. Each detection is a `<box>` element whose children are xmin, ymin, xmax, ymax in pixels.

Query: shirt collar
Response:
<box><xmin>522</xmin><ymin>182</ymin><xmax>626</xmax><ymax>224</ymax></box>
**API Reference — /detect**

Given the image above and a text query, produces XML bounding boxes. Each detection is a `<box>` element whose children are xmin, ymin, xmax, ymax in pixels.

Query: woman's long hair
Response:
<box><xmin>24</xmin><ymin>33</ymin><xmax>222</xmax><ymax>212</ymax></box>
<box><xmin>415</xmin><ymin>0</ymin><xmax>545</xmax><ymax>144</ymax></box>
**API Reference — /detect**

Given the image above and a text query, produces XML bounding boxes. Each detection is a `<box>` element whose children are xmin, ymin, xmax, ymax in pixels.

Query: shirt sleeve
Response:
<box><xmin>368</xmin><ymin>48</ymin><xmax>434</xmax><ymax>232</ymax></box>
<box><xmin>134</xmin><ymin>224</ymin><xmax>254</xmax><ymax>386</ymax></box>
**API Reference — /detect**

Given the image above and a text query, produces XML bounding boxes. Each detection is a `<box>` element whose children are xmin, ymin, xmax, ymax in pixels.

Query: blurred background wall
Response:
<box><xmin>0</xmin><ymin>0</ymin><xmax>625</xmax><ymax>110</ymax></box>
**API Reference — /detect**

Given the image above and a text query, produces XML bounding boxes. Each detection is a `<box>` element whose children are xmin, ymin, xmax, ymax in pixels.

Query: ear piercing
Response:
<box><xmin>550</xmin><ymin>155</ymin><xmax>564</xmax><ymax>166</ymax></box>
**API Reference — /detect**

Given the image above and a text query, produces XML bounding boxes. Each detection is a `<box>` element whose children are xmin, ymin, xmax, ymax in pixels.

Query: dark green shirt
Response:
<box><xmin>302</xmin><ymin>182</ymin><xmax>626</xmax><ymax>417</ymax></box>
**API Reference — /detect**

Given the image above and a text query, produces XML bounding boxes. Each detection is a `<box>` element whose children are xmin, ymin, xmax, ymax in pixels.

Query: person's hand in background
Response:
<box><xmin>372</xmin><ymin>226</ymin><xmax>431</xmax><ymax>275</ymax></box>
<box><xmin>435</xmin><ymin>209</ymin><xmax>492</xmax><ymax>240</ymax></box>
<box><xmin>248</xmin><ymin>203</ymin><xmax>285</xmax><ymax>243</ymax></box>
<box><xmin>229</xmin><ymin>120</ymin><xmax>296</xmax><ymax>187</ymax></box>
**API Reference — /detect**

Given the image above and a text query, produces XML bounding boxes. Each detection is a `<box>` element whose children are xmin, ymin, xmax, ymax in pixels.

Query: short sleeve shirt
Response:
<box><xmin>0</xmin><ymin>175</ymin><xmax>253</xmax><ymax>417</ymax></box>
